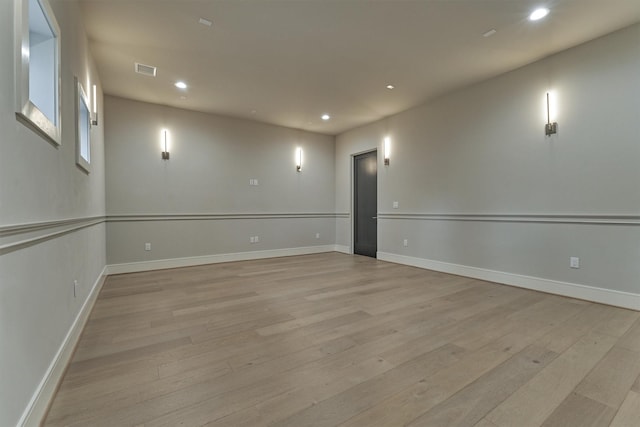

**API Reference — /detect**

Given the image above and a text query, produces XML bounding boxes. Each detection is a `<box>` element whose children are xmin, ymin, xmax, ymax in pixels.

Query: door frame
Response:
<box><xmin>350</xmin><ymin>149</ymin><xmax>378</xmax><ymax>256</ymax></box>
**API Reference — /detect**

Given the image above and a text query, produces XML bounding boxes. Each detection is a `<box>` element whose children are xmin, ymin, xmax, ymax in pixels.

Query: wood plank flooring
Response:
<box><xmin>44</xmin><ymin>253</ymin><xmax>640</xmax><ymax>427</ymax></box>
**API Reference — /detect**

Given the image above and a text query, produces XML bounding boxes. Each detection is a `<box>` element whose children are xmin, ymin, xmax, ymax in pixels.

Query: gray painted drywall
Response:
<box><xmin>105</xmin><ymin>96</ymin><xmax>336</xmax><ymax>264</ymax></box>
<box><xmin>336</xmin><ymin>24</ymin><xmax>640</xmax><ymax>294</ymax></box>
<box><xmin>0</xmin><ymin>1</ymin><xmax>106</xmax><ymax>425</ymax></box>
<box><xmin>1</xmin><ymin>9</ymin><xmax>637</xmax><ymax>426</ymax></box>
<box><xmin>106</xmin><ymin>218</ymin><xmax>336</xmax><ymax>264</ymax></box>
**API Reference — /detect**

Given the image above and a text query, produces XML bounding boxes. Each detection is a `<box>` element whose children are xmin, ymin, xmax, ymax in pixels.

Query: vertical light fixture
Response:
<box><xmin>91</xmin><ymin>84</ymin><xmax>98</xmax><ymax>126</ymax></box>
<box><xmin>161</xmin><ymin>129</ymin><xmax>170</xmax><ymax>160</ymax></box>
<box><xmin>295</xmin><ymin>147</ymin><xmax>303</xmax><ymax>172</ymax></box>
<box><xmin>545</xmin><ymin>92</ymin><xmax>558</xmax><ymax>136</ymax></box>
<box><xmin>383</xmin><ymin>136</ymin><xmax>391</xmax><ymax>165</ymax></box>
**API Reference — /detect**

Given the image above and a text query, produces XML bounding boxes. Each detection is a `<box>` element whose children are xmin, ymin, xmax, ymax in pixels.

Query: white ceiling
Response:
<box><xmin>79</xmin><ymin>0</ymin><xmax>640</xmax><ymax>135</ymax></box>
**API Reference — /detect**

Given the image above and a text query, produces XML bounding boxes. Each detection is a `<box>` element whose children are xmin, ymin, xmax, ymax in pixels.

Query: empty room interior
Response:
<box><xmin>2</xmin><ymin>0</ymin><xmax>640</xmax><ymax>426</ymax></box>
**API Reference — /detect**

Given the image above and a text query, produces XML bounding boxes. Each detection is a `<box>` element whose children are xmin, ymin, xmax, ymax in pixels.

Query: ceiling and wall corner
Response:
<box><xmin>78</xmin><ymin>0</ymin><xmax>640</xmax><ymax>135</ymax></box>
<box><xmin>335</xmin><ymin>23</ymin><xmax>640</xmax><ymax>308</ymax></box>
<box><xmin>2</xmin><ymin>2</ymin><xmax>639</xmax><ymax>426</ymax></box>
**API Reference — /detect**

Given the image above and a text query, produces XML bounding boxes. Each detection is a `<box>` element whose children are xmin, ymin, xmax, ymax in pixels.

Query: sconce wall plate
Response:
<box><xmin>545</xmin><ymin>122</ymin><xmax>558</xmax><ymax>136</ymax></box>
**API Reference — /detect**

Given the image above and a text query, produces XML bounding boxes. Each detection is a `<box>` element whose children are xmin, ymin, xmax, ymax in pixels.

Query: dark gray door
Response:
<box><xmin>354</xmin><ymin>151</ymin><xmax>377</xmax><ymax>258</ymax></box>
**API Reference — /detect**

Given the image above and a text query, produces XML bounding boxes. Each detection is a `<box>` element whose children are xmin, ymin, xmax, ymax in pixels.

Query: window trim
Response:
<box><xmin>74</xmin><ymin>77</ymin><xmax>91</xmax><ymax>173</ymax></box>
<box><xmin>14</xmin><ymin>0</ymin><xmax>62</xmax><ymax>146</ymax></box>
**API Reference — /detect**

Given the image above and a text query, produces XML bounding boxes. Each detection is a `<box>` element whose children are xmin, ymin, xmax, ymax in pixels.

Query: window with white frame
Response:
<box><xmin>75</xmin><ymin>77</ymin><xmax>91</xmax><ymax>173</ymax></box>
<box><xmin>15</xmin><ymin>0</ymin><xmax>61</xmax><ymax>145</ymax></box>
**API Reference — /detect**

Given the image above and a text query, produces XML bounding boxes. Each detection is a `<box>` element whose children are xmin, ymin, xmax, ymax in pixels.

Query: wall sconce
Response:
<box><xmin>545</xmin><ymin>92</ymin><xmax>558</xmax><ymax>136</ymax></box>
<box><xmin>295</xmin><ymin>147</ymin><xmax>303</xmax><ymax>172</ymax></box>
<box><xmin>383</xmin><ymin>136</ymin><xmax>391</xmax><ymax>165</ymax></box>
<box><xmin>161</xmin><ymin>129</ymin><xmax>170</xmax><ymax>160</ymax></box>
<box><xmin>91</xmin><ymin>84</ymin><xmax>98</xmax><ymax>126</ymax></box>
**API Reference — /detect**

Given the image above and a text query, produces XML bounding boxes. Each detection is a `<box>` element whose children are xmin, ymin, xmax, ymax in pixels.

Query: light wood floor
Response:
<box><xmin>45</xmin><ymin>253</ymin><xmax>640</xmax><ymax>427</ymax></box>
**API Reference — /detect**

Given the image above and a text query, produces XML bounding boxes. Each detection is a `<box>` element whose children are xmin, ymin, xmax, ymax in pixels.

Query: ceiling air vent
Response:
<box><xmin>135</xmin><ymin>62</ymin><xmax>157</xmax><ymax>77</ymax></box>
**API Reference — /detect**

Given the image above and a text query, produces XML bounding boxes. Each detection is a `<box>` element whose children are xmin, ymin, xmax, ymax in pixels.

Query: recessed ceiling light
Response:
<box><xmin>198</xmin><ymin>18</ymin><xmax>213</xmax><ymax>27</ymax></box>
<box><xmin>529</xmin><ymin>8</ymin><xmax>550</xmax><ymax>21</ymax></box>
<box><xmin>175</xmin><ymin>81</ymin><xmax>187</xmax><ymax>89</ymax></box>
<box><xmin>386</xmin><ymin>84</ymin><xmax>395</xmax><ymax>90</ymax></box>
<box><xmin>321</xmin><ymin>114</ymin><xmax>330</xmax><ymax>121</ymax></box>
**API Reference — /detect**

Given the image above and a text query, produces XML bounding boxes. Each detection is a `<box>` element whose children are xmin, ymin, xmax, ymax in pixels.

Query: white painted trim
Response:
<box><xmin>0</xmin><ymin>215</ymin><xmax>105</xmax><ymax>236</ymax></box>
<box><xmin>18</xmin><ymin>266</ymin><xmax>108</xmax><ymax>427</ymax></box>
<box><xmin>334</xmin><ymin>244</ymin><xmax>351</xmax><ymax>254</ymax></box>
<box><xmin>107</xmin><ymin>213</ymin><xmax>349</xmax><ymax>222</ymax></box>
<box><xmin>106</xmin><ymin>245</ymin><xmax>339</xmax><ymax>275</ymax></box>
<box><xmin>377</xmin><ymin>213</ymin><xmax>640</xmax><ymax>225</ymax></box>
<box><xmin>14</xmin><ymin>0</ymin><xmax>62</xmax><ymax>146</ymax></box>
<box><xmin>0</xmin><ymin>213</ymin><xmax>349</xmax><ymax>235</ymax></box>
<box><xmin>377</xmin><ymin>252</ymin><xmax>640</xmax><ymax>311</ymax></box>
<box><xmin>0</xmin><ymin>218</ymin><xmax>105</xmax><ymax>255</ymax></box>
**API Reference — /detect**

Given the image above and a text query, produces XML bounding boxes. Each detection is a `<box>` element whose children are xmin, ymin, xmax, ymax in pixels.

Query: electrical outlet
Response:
<box><xmin>254</xmin><ymin>179</ymin><xmax>259</xmax><ymax>186</ymax></box>
<box><xmin>403</xmin><ymin>239</ymin><xmax>408</xmax><ymax>247</ymax></box>
<box><xmin>393</xmin><ymin>201</ymin><xmax>399</xmax><ymax>209</ymax></box>
<box><xmin>254</xmin><ymin>236</ymin><xmax>259</xmax><ymax>243</ymax></box>
<box><xmin>315</xmin><ymin>233</ymin><xmax>320</xmax><ymax>239</ymax></box>
<box><xmin>570</xmin><ymin>257</ymin><xmax>580</xmax><ymax>269</ymax></box>
<box><xmin>73</xmin><ymin>280</ymin><xmax>78</xmax><ymax>298</ymax></box>
<box><xmin>145</xmin><ymin>242</ymin><xmax>151</xmax><ymax>251</ymax></box>
<box><xmin>250</xmin><ymin>236</ymin><xmax>255</xmax><ymax>243</ymax></box>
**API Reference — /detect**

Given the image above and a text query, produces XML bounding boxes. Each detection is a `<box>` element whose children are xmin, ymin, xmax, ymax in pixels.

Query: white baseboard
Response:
<box><xmin>106</xmin><ymin>245</ymin><xmax>341</xmax><ymax>275</ymax></box>
<box><xmin>334</xmin><ymin>244</ymin><xmax>351</xmax><ymax>254</ymax></box>
<box><xmin>377</xmin><ymin>252</ymin><xmax>640</xmax><ymax>311</ymax></box>
<box><xmin>18</xmin><ymin>266</ymin><xmax>108</xmax><ymax>427</ymax></box>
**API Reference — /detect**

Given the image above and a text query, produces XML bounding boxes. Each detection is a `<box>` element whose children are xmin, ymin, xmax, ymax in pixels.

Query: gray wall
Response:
<box><xmin>336</xmin><ymin>24</ymin><xmax>640</xmax><ymax>296</ymax></box>
<box><xmin>105</xmin><ymin>96</ymin><xmax>336</xmax><ymax>265</ymax></box>
<box><xmin>2</xmin><ymin>8</ymin><xmax>638</xmax><ymax>426</ymax></box>
<box><xmin>0</xmin><ymin>1</ymin><xmax>106</xmax><ymax>426</ymax></box>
